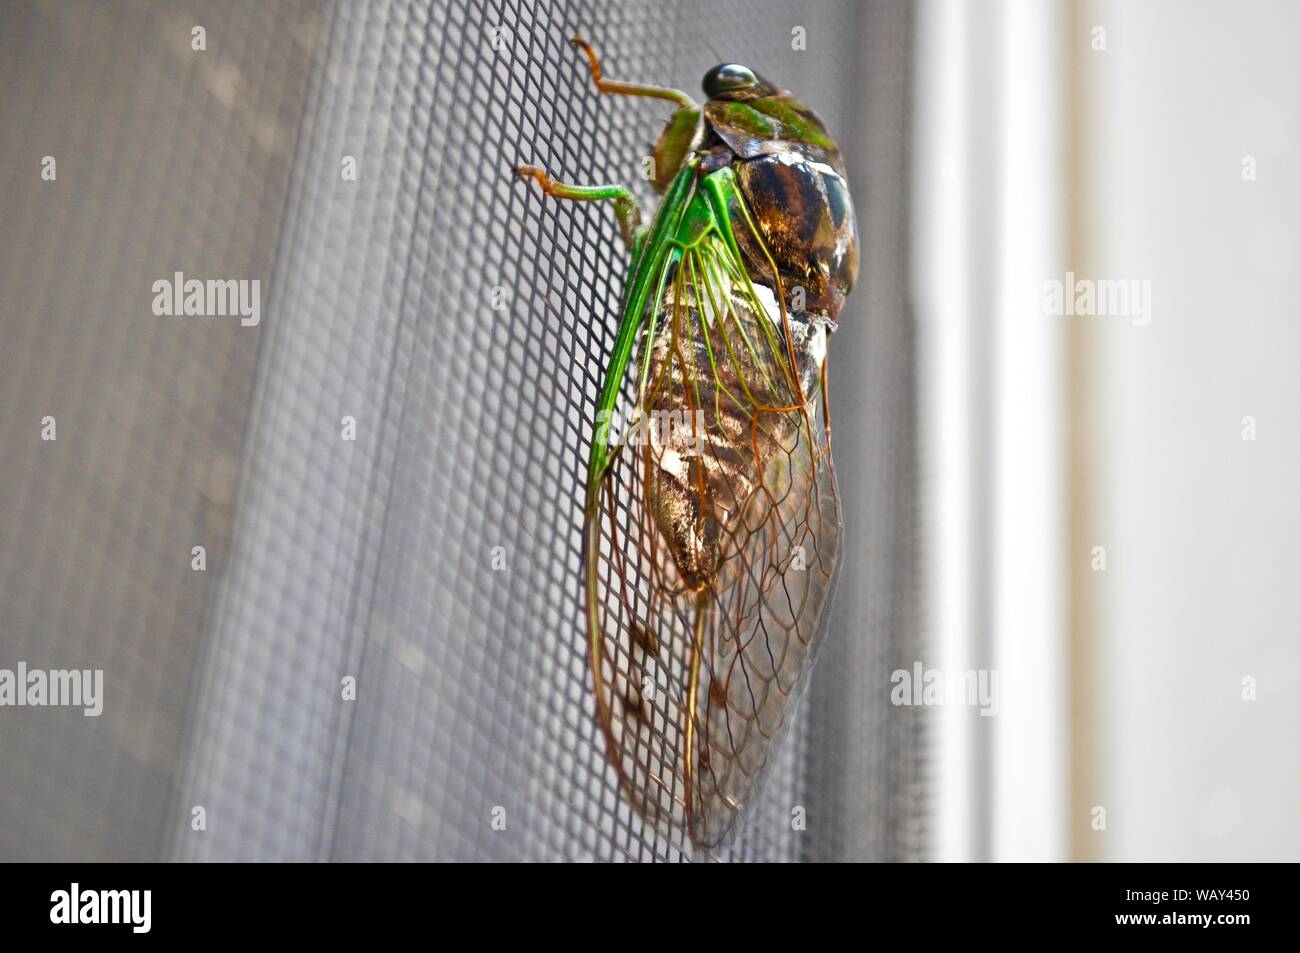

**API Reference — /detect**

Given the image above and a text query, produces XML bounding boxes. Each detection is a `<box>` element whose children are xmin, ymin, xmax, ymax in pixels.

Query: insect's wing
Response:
<box><xmin>584</xmin><ymin>423</ymin><xmax>699</xmax><ymax>836</ymax></box>
<box><xmin>689</xmin><ymin>389</ymin><xmax>841</xmax><ymax>846</ymax></box>
<box><xmin>584</xmin><ymin>171</ymin><xmax>841</xmax><ymax>849</ymax></box>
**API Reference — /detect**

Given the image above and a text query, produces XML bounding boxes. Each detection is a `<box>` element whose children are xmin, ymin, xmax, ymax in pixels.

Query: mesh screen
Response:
<box><xmin>0</xmin><ymin>0</ymin><xmax>920</xmax><ymax>862</ymax></box>
<box><xmin>0</xmin><ymin>0</ymin><xmax>318</xmax><ymax>862</ymax></box>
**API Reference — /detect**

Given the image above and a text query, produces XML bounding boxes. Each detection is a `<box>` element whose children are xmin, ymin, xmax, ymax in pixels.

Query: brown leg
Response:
<box><xmin>570</xmin><ymin>36</ymin><xmax>695</xmax><ymax>108</ymax></box>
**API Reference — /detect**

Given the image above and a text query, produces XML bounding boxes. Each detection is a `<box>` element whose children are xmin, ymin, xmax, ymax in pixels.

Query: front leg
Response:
<box><xmin>569</xmin><ymin>36</ymin><xmax>694</xmax><ymax>108</ymax></box>
<box><xmin>568</xmin><ymin>36</ymin><xmax>702</xmax><ymax>193</ymax></box>
<box><xmin>514</xmin><ymin>165</ymin><xmax>647</xmax><ymax>255</ymax></box>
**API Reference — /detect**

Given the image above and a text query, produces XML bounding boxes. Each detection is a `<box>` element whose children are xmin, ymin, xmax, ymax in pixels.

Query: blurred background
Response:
<box><xmin>0</xmin><ymin>0</ymin><xmax>1294</xmax><ymax>862</ymax></box>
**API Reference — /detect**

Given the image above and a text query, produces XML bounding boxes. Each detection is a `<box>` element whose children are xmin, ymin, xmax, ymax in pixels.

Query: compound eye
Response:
<box><xmin>703</xmin><ymin>63</ymin><xmax>757</xmax><ymax>97</ymax></box>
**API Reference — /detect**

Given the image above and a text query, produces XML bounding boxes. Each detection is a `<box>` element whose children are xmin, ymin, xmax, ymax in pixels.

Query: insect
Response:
<box><xmin>516</xmin><ymin>38</ymin><xmax>857</xmax><ymax>849</ymax></box>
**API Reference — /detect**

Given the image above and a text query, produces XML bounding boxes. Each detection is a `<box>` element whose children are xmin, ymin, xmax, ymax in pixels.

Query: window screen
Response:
<box><xmin>0</xmin><ymin>0</ymin><xmax>921</xmax><ymax>862</ymax></box>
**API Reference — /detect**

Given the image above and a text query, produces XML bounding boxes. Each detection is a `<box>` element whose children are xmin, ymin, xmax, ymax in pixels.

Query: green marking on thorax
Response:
<box><xmin>719</xmin><ymin>102</ymin><xmax>778</xmax><ymax>139</ymax></box>
<box><xmin>749</xmin><ymin>97</ymin><xmax>834</xmax><ymax>150</ymax></box>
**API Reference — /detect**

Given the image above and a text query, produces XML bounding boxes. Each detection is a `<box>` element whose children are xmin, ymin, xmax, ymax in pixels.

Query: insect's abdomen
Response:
<box><xmin>642</xmin><ymin>278</ymin><xmax>826</xmax><ymax>592</ymax></box>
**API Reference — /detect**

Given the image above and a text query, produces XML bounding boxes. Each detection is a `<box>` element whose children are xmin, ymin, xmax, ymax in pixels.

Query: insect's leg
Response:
<box><xmin>514</xmin><ymin>165</ymin><xmax>647</xmax><ymax>254</ymax></box>
<box><xmin>570</xmin><ymin>36</ymin><xmax>701</xmax><ymax>194</ymax></box>
<box><xmin>570</xmin><ymin>36</ymin><xmax>695</xmax><ymax>108</ymax></box>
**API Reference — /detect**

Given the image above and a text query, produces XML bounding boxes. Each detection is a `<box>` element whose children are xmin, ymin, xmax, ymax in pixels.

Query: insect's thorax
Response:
<box><xmin>694</xmin><ymin>90</ymin><xmax>858</xmax><ymax>314</ymax></box>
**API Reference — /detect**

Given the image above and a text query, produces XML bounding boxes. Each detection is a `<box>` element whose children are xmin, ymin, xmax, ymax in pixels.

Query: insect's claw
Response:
<box><xmin>514</xmin><ymin>164</ymin><xmax>543</xmax><ymax>184</ymax></box>
<box><xmin>570</xmin><ymin>35</ymin><xmax>602</xmax><ymax>81</ymax></box>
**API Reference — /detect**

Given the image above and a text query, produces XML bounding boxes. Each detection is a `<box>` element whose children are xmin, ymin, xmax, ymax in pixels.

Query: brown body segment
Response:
<box><xmin>733</xmin><ymin>154</ymin><xmax>858</xmax><ymax>318</ymax></box>
<box><xmin>701</xmin><ymin>95</ymin><xmax>859</xmax><ymax>321</ymax></box>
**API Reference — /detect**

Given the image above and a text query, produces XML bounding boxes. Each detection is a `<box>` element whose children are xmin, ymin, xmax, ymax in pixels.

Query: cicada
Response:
<box><xmin>516</xmin><ymin>39</ymin><xmax>857</xmax><ymax>849</ymax></box>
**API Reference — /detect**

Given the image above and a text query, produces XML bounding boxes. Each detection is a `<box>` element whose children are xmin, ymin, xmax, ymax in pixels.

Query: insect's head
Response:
<box><xmin>701</xmin><ymin>63</ymin><xmax>781</xmax><ymax>102</ymax></box>
<box><xmin>651</xmin><ymin>60</ymin><xmax>844</xmax><ymax>195</ymax></box>
<box><xmin>697</xmin><ymin>63</ymin><xmax>842</xmax><ymax>170</ymax></box>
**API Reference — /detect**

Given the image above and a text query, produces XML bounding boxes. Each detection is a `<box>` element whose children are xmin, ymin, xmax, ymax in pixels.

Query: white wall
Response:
<box><xmin>917</xmin><ymin>0</ymin><xmax>1300</xmax><ymax>862</ymax></box>
<box><xmin>1075</xmin><ymin>0</ymin><xmax>1300</xmax><ymax>861</ymax></box>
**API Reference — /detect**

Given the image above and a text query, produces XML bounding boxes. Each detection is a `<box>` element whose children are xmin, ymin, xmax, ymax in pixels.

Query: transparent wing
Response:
<box><xmin>689</xmin><ymin>395</ymin><xmax>840</xmax><ymax>846</ymax></box>
<box><xmin>584</xmin><ymin>204</ymin><xmax>841</xmax><ymax>850</ymax></box>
